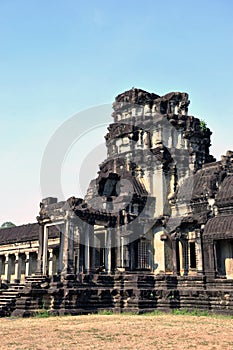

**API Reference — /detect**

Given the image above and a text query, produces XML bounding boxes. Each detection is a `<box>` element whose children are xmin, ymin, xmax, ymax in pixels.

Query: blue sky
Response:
<box><xmin>0</xmin><ymin>0</ymin><xmax>232</xmax><ymax>225</ymax></box>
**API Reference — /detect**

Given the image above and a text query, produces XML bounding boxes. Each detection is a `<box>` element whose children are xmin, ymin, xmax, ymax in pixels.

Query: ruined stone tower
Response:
<box><xmin>2</xmin><ymin>88</ymin><xmax>233</xmax><ymax>317</ymax></box>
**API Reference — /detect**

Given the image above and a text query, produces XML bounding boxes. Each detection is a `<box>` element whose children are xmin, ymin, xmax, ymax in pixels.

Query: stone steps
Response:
<box><xmin>25</xmin><ymin>275</ymin><xmax>48</xmax><ymax>282</ymax></box>
<box><xmin>0</xmin><ymin>284</ymin><xmax>25</xmax><ymax>316</ymax></box>
<box><xmin>24</xmin><ymin>275</ymin><xmax>50</xmax><ymax>287</ymax></box>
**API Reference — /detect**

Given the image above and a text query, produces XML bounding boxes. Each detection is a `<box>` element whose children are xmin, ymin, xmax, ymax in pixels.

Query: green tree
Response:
<box><xmin>0</xmin><ymin>222</ymin><xmax>16</xmax><ymax>229</ymax></box>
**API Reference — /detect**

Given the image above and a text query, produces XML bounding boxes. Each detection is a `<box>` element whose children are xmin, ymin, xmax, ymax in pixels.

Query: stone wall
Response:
<box><xmin>11</xmin><ymin>273</ymin><xmax>233</xmax><ymax>317</ymax></box>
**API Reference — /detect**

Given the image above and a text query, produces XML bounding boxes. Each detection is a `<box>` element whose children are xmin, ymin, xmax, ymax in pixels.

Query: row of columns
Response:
<box><xmin>38</xmin><ymin>218</ymin><xmax>205</xmax><ymax>279</ymax></box>
<box><xmin>38</xmin><ymin>219</ymin><xmax>109</xmax><ymax>277</ymax></box>
<box><xmin>76</xmin><ymin>224</ymin><xmax>111</xmax><ymax>273</ymax></box>
<box><xmin>0</xmin><ymin>251</ymin><xmax>35</xmax><ymax>283</ymax></box>
<box><xmin>37</xmin><ymin>221</ymin><xmax>64</xmax><ymax>276</ymax></box>
<box><xmin>39</xmin><ymin>221</ymin><xmax>118</xmax><ymax>276</ymax></box>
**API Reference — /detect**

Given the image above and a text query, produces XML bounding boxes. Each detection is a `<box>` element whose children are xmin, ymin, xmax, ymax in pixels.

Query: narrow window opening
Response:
<box><xmin>190</xmin><ymin>242</ymin><xmax>196</xmax><ymax>269</ymax></box>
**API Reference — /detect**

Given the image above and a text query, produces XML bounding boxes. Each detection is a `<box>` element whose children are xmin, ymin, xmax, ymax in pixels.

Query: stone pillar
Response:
<box><xmin>48</xmin><ymin>249</ymin><xmax>54</xmax><ymax>276</ymax></box>
<box><xmin>171</xmin><ymin>235</ymin><xmax>180</xmax><ymax>275</ymax></box>
<box><xmin>61</xmin><ymin>218</ymin><xmax>75</xmax><ymax>278</ymax></box>
<box><xmin>121</xmin><ymin>236</ymin><xmax>124</xmax><ymax>268</ymax></box>
<box><xmin>75</xmin><ymin>245</ymin><xmax>80</xmax><ymax>274</ymax></box>
<box><xmin>36</xmin><ymin>224</ymin><xmax>44</xmax><ymax>274</ymax></box>
<box><xmin>58</xmin><ymin>227</ymin><xmax>64</xmax><ymax>274</ymax></box>
<box><xmin>213</xmin><ymin>241</ymin><xmax>218</xmax><ymax>275</ymax></box>
<box><xmin>116</xmin><ymin>228</ymin><xmax>121</xmax><ymax>268</ymax></box>
<box><xmin>14</xmin><ymin>253</ymin><xmax>20</xmax><ymax>283</ymax></box>
<box><xmin>68</xmin><ymin>221</ymin><xmax>75</xmax><ymax>274</ymax></box>
<box><xmin>130</xmin><ymin>240</ymin><xmax>135</xmax><ymax>270</ymax></box>
<box><xmin>153</xmin><ymin>228</ymin><xmax>166</xmax><ymax>274</ymax></box>
<box><xmin>183</xmin><ymin>240</ymin><xmax>189</xmax><ymax>276</ymax></box>
<box><xmin>25</xmin><ymin>252</ymin><xmax>30</xmax><ymax>277</ymax></box>
<box><xmin>89</xmin><ymin>224</ymin><xmax>95</xmax><ymax>272</ymax></box>
<box><xmin>74</xmin><ymin>226</ymin><xmax>80</xmax><ymax>274</ymax></box>
<box><xmin>152</xmin><ymin>165</ymin><xmax>167</xmax><ymax>217</ymax></box>
<box><xmin>203</xmin><ymin>239</ymin><xmax>216</xmax><ymax>278</ymax></box>
<box><xmin>0</xmin><ymin>256</ymin><xmax>3</xmax><ymax>279</ymax></box>
<box><xmin>105</xmin><ymin>229</ymin><xmax>111</xmax><ymax>273</ymax></box>
<box><xmin>196</xmin><ymin>230</ymin><xmax>203</xmax><ymax>275</ymax></box>
<box><xmin>4</xmin><ymin>254</ymin><xmax>9</xmax><ymax>282</ymax></box>
<box><xmin>84</xmin><ymin>223</ymin><xmax>90</xmax><ymax>273</ymax></box>
<box><xmin>42</xmin><ymin>225</ymin><xmax>49</xmax><ymax>276</ymax></box>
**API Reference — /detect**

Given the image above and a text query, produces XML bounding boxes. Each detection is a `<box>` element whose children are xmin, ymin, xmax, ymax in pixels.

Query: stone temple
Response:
<box><xmin>0</xmin><ymin>88</ymin><xmax>233</xmax><ymax>316</ymax></box>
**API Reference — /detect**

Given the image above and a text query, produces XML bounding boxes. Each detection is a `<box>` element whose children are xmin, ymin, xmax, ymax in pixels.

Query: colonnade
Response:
<box><xmin>0</xmin><ymin>251</ymin><xmax>36</xmax><ymax>283</ymax></box>
<box><xmin>0</xmin><ymin>219</ymin><xmax>204</xmax><ymax>284</ymax></box>
<box><xmin>0</xmin><ymin>247</ymin><xmax>59</xmax><ymax>283</ymax></box>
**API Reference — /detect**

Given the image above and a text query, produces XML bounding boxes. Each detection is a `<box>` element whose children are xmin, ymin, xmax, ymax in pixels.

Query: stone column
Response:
<box><xmin>75</xmin><ymin>245</ymin><xmax>80</xmax><ymax>274</ymax></box>
<box><xmin>130</xmin><ymin>240</ymin><xmax>135</xmax><ymax>270</ymax></box>
<box><xmin>196</xmin><ymin>230</ymin><xmax>204</xmax><ymax>275</ymax></box>
<box><xmin>68</xmin><ymin>221</ymin><xmax>75</xmax><ymax>274</ymax></box>
<box><xmin>203</xmin><ymin>239</ymin><xmax>215</xmax><ymax>278</ymax></box>
<box><xmin>213</xmin><ymin>241</ymin><xmax>218</xmax><ymax>275</ymax></box>
<box><xmin>4</xmin><ymin>254</ymin><xmax>9</xmax><ymax>282</ymax></box>
<box><xmin>25</xmin><ymin>252</ymin><xmax>30</xmax><ymax>277</ymax></box>
<box><xmin>36</xmin><ymin>224</ymin><xmax>44</xmax><ymax>274</ymax></box>
<box><xmin>183</xmin><ymin>240</ymin><xmax>189</xmax><ymax>276</ymax></box>
<box><xmin>105</xmin><ymin>229</ymin><xmax>112</xmax><ymax>273</ymax></box>
<box><xmin>14</xmin><ymin>253</ymin><xmax>20</xmax><ymax>283</ymax></box>
<box><xmin>74</xmin><ymin>226</ymin><xmax>80</xmax><ymax>274</ymax></box>
<box><xmin>171</xmin><ymin>235</ymin><xmax>180</xmax><ymax>275</ymax></box>
<box><xmin>42</xmin><ymin>225</ymin><xmax>49</xmax><ymax>276</ymax></box>
<box><xmin>61</xmin><ymin>218</ymin><xmax>75</xmax><ymax>278</ymax></box>
<box><xmin>151</xmin><ymin>165</ymin><xmax>167</xmax><ymax>217</ymax></box>
<box><xmin>48</xmin><ymin>249</ymin><xmax>54</xmax><ymax>276</ymax></box>
<box><xmin>61</xmin><ymin>220</ymin><xmax>69</xmax><ymax>275</ymax></box>
<box><xmin>121</xmin><ymin>236</ymin><xmax>124</xmax><ymax>267</ymax></box>
<box><xmin>153</xmin><ymin>227</ymin><xmax>166</xmax><ymax>274</ymax></box>
<box><xmin>89</xmin><ymin>224</ymin><xmax>95</xmax><ymax>272</ymax></box>
<box><xmin>0</xmin><ymin>256</ymin><xmax>3</xmax><ymax>279</ymax></box>
<box><xmin>84</xmin><ymin>223</ymin><xmax>90</xmax><ymax>273</ymax></box>
<box><xmin>115</xmin><ymin>228</ymin><xmax>121</xmax><ymax>268</ymax></box>
<box><xmin>58</xmin><ymin>227</ymin><xmax>64</xmax><ymax>274</ymax></box>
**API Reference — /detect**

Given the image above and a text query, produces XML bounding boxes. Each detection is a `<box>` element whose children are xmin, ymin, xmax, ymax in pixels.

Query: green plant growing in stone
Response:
<box><xmin>35</xmin><ymin>309</ymin><xmax>50</xmax><ymax>318</ymax></box>
<box><xmin>200</xmin><ymin>119</ymin><xmax>207</xmax><ymax>132</ymax></box>
<box><xmin>35</xmin><ymin>301</ymin><xmax>50</xmax><ymax>318</ymax></box>
<box><xmin>172</xmin><ymin>308</ymin><xmax>209</xmax><ymax>317</ymax></box>
<box><xmin>141</xmin><ymin>310</ymin><xmax>162</xmax><ymax>316</ymax></box>
<box><xmin>98</xmin><ymin>309</ymin><xmax>113</xmax><ymax>315</ymax></box>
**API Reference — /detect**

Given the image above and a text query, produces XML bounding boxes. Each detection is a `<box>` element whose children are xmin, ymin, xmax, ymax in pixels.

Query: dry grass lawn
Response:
<box><xmin>0</xmin><ymin>314</ymin><xmax>233</xmax><ymax>349</ymax></box>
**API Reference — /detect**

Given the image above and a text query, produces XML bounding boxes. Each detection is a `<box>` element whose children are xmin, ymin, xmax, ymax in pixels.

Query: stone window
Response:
<box><xmin>98</xmin><ymin>173</ymin><xmax>120</xmax><ymax>197</ymax></box>
<box><xmin>0</xmin><ymin>255</ymin><xmax>5</xmax><ymax>275</ymax></box>
<box><xmin>189</xmin><ymin>242</ymin><xmax>196</xmax><ymax>269</ymax></box>
<box><xmin>19</xmin><ymin>253</ymin><xmax>26</xmax><ymax>274</ymax></box>
<box><xmin>9</xmin><ymin>254</ymin><xmax>15</xmax><ymax>276</ymax></box>
<box><xmin>121</xmin><ymin>237</ymin><xmax>130</xmax><ymax>268</ymax></box>
<box><xmin>29</xmin><ymin>252</ymin><xmax>37</xmax><ymax>275</ymax></box>
<box><xmin>165</xmin><ymin>238</ymin><xmax>173</xmax><ymax>272</ymax></box>
<box><xmin>137</xmin><ymin>239</ymin><xmax>151</xmax><ymax>269</ymax></box>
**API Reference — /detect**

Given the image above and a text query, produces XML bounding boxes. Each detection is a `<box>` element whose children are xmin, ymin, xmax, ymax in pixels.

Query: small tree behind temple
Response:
<box><xmin>0</xmin><ymin>222</ymin><xmax>16</xmax><ymax>229</ymax></box>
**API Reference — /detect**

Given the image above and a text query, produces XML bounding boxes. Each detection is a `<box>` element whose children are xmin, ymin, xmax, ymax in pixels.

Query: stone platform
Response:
<box><xmin>8</xmin><ymin>273</ymin><xmax>233</xmax><ymax>317</ymax></box>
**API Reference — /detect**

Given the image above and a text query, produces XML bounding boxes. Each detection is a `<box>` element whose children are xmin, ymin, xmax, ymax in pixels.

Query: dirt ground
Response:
<box><xmin>0</xmin><ymin>314</ymin><xmax>233</xmax><ymax>350</ymax></box>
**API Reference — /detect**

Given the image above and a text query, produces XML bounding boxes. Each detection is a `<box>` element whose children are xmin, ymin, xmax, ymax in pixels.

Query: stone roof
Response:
<box><xmin>0</xmin><ymin>223</ymin><xmax>60</xmax><ymax>245</ymax></box>
<box><xmin>191</xmin><ymin>162</ymin><xmax>221</xmax><ymax>200</ymax></box>
<box><xmin>215</xmin><ymin>175</ymin><xmax>233</xmax><ymax>208</ymax></box>
<box><xmin>203</xmin><ymin>215</ymin><xmax>233</xmax><ymax>237</ymax></box>
<box><xmin>171</xmin><ymin>162</ymin><xmax>221</xmax><ymax>206</ymax></box>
